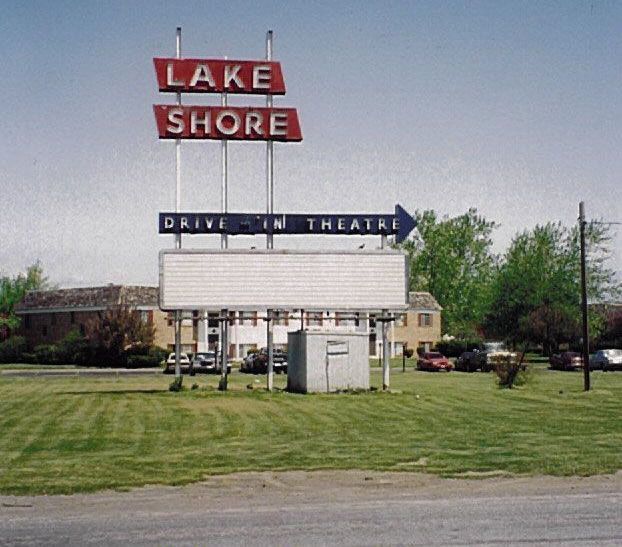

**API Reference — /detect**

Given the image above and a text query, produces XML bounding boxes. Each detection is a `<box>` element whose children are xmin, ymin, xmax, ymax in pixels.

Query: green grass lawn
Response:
<box><xmin>0</xmin><ymin>367</ymin><xmax>620</xmax><ymax>495</ymax></box>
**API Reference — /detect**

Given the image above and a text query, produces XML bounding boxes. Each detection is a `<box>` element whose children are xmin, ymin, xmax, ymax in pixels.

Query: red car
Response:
<box><xmin>417</xmin><ymin>352</ymin><xmax>453</xmax><ymax>372</ymax></box>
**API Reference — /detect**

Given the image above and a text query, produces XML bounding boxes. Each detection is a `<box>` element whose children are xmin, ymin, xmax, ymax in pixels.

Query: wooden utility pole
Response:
<box><xmin>579</xmin><ymin>202</ymin><xmax>590</xmax><ymax>392</ymax></box>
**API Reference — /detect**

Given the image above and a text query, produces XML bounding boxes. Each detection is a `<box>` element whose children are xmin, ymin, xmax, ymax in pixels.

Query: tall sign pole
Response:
<box><xmin>174</xmin><ymin>27</ymin><xmax>183</xmax><ymax>381</ymax></box>
<box><xmin>219</xmin><ymin>57</ymin><xmax>229</xmax><ymax>390</ymax></box>
<box><xmin>579</xmin><ymin>202</ymin><xmax>590</xmax><ymax>392</ymax></box>
<box><xmin>266</xmin><ymin>30</ymin><xmax>275</xmax><ymax>391</ymax></box>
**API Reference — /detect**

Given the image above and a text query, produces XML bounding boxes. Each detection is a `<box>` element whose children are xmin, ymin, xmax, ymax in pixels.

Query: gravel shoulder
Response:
<box><xmin>2</xmin><ymin>470</ymin><xmax>621</xmax><ymax>514</ymax></box>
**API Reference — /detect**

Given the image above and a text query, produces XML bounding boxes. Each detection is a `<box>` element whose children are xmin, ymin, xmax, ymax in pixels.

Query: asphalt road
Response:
<box><xmin>2</xmin><ymin>471</ymin><xmax>621</xmax><ymax>546</ymax></box>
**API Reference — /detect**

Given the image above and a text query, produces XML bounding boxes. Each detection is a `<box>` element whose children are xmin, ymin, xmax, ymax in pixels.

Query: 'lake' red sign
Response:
<box><xmin>153</xmin><ymin>105</ymin><xmax>302</xmax><ymax>141</ymax></box>
<box><xmin>154</xmin><ymin>58</ymin><xmax>286</xmax><ymax>94</ymax></box>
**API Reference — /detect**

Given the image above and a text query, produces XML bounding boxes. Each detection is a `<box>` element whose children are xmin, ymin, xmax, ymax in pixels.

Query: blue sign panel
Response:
<box><xmin>159</xmin><ymin>204</ymin><xmax>417</xmax><ymax>243</ymax></box>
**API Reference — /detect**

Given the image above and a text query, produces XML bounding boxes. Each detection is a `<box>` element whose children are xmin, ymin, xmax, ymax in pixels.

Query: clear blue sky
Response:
<box><xmin>1</xmin><ymin>0</ymin><xmax>620</xmax><ymax>286</ymax></box>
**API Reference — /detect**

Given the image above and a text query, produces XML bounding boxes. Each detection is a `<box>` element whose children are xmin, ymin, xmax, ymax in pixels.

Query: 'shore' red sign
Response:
<box><xmin>154</xmin><ymin>58</ymin><xmax>286</xmax><ymax>94</ymax></box>
<box><xmin>153</xmin><ymin>105</ymin><xmax>303</xmax><ymax>141</ymax></box>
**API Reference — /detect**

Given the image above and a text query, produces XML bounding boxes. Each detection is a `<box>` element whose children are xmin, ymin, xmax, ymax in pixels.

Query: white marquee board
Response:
<box><xmin>159</xmin><ymin>249</ymin><xmax>408</xmax><ymax>311</ymax></box>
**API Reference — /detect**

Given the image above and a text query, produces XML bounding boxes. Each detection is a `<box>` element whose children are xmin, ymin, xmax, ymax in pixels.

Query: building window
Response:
<box><xmin>418</xmin><ymin>313</ymin><xmax>432</xmax><ymax>327</ymax></box>
<box><xmin>167</xmin><ymin>312</ymin><xmax>174</xmax><ymax>327</ymax></box>
<box><xmin>369</xmin><ymin>314</ymin><xmax>376</xmax><ymax>329</ymax></box>
<box><xmin>80</xmin><ymin>323</ymin><xmax>86</xmax><ymax>336</ymax></box>
<box><xmin>396</xmin><ymin>313</ymin><xmax>408</xmax><ymax>327</ymax></box>
<box><xmin>70</xmin><ymin>311</ymin><xmax>75</xmax><ymax>324</ymax></box>
<box><xmin>140</xmin><ymin>311</ymin><xmax>149</xmax><ymax>324</ymax></box>
<box><xmin>25</xmin><ymin>315</ymin><xmax>30</xmax><ymax>330</ymax></box>
<box><xmin>334</xmin><ymin>312</ymin><xmax>342</xmax><ymax>327</ymax></box>
<box><xmin>239</xmin><ymin>311</ymin><xmax>257</xmax><ymax>326</ymax></box>
<box><xmin>42</xmin><ymin>325</ymin><xmax>48</xmax><ymax>337</ymax></box>
<box><xmin>354</xmin><ymin>312</ymin><xmax>360</xmax><ymax>327</ymax></box>
<box><xmin>228</xmin><ymin>311</ymin><xmax>235</xmax><ymax>326</ymax></box>
<box><xmin>273</xmin><ymin>311</ymin><xmax>289</xmax><ymax>326</ymax></box>
<box><xmin>306</xmin><ymin>312</ymin><xmax>323</xmax><ymax>327</ymax></box>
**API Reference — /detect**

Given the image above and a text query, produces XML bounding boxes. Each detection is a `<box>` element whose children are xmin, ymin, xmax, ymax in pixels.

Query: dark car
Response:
<box><xmin>417</xmin><ymin>352</ymin><xmax>452</xmax><ymax>372</ymax></box>
<box><xmin>549</xmin><ymin>351</ymin><xmax>583</xmax><ymax>371</ymax></box>
<box><xmin>248</xmin><ymin>347</ymin><xmax>288</xmax><ymax>374</ymax></box>
<box><xmin>455</xmin><ymin>350</ymin><xmax>487</xmax><ymax>372</ymax></box>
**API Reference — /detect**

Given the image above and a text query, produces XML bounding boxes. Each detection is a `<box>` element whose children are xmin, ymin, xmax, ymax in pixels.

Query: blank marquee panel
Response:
<box><xmin>159</xmin><ymin>250</ymin><xmax>408</xmax><ymax>311</ymax></box>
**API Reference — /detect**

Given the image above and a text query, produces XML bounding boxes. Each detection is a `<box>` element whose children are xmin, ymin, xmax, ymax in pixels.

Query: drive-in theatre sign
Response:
<box><xmin>154</xmin><ymin>31</ymin><xmax>410</xmax><ymax>391</ymax></box>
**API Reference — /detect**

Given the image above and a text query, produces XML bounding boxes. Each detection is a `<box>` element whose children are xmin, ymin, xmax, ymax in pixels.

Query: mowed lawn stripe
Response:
<box><xmin>0</xmin><ymin>368</ymin><xmax>620</xmax><ymax>494</ymax></box>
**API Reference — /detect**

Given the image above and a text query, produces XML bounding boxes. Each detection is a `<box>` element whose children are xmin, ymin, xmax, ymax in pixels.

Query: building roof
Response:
<box><xmin>408</xmin><ymin>291</ymin><xmax>442</xmax><ymax>311</ymax></box>
<box><xmin>15</xmin><ymin>285</ymin><xmax>158</xmax><ymax>313</ymax></box>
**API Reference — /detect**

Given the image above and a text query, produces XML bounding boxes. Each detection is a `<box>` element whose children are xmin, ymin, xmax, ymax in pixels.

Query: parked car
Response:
<box><xmin>191</xmin><ymin>351</ymin><xmax>217</xmax><ymax>373</ymax></box>
<box><xmin>242</xmin><ymin>347</ymin><xmax>288</xmax><ymax>374</ymax></box>
<box><xmin>417</xmin><ymin>352</ymin><xmax>452</xmax><ymax>372</ymax></box>
<box><xmin>590</xmin><ymin>349</ymin><xmax>622</xmax><ymax>371</ymax></box>
<box><xmin>240</xmin><ymin>351</ymin><xmax>259</xmax><ymax>374</ymax></box>
<box><xmin>455</xmin><ymin>342</ymin><xmax>517</xmax><ymax>372</ymax></box>
<box><xmin>455</xmin><ymin>350</ymin><xmax>487</xmax><ymax>372</ymax></box>
<box><xmin>164</xmin><ymin>352</ymin><xmax>191</xmax><ymax>373</ymax></box>
<box><xmin>549</xmin><ymin>351</ymin><xmax>583</xmax><ymax>371</ymax></box>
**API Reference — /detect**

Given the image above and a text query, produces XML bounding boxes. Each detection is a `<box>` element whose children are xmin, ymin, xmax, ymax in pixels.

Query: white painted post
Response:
<box><xmin>382</xmin><ymin>309</ymin><xmax>390</xmax><ymax>390</ymax></box>
<box><xmin>173</xmin><ymin>27</ymin><xmax>182</xmax><ymax>381</ymax></box>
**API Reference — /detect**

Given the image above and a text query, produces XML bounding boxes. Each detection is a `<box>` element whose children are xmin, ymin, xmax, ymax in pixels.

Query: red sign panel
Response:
<box><xmin>153</xmin><ymin>105</ymin><xmax>303</xmax><ymax>141</ymax></box>
<box><xmin>154</xmin><ymin>58</ymin><xmax>286</xmax><ymax>94</ymax></box>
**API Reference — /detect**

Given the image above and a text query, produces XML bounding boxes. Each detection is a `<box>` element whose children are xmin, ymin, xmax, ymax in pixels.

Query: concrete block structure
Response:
<box><xmin>287</xmin><ymin>330</ymin><xmax>369</xmax><ymax>393</ymax></box>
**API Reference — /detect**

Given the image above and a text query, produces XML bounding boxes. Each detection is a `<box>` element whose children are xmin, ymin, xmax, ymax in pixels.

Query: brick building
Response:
<box><xmin>15</xmin><ymin>285</ymin><xmax>442</xmax><ymax>358</ymax></box>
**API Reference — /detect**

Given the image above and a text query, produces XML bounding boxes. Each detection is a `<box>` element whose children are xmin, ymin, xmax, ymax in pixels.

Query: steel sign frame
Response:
<box><xmin>159</xmin><ymin>249</ymin><xmax>409</xmax><ymax>312</ymax></box>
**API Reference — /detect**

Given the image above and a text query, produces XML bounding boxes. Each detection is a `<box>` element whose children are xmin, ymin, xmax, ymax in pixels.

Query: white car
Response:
<box><xmin>165</xmin><ymin>352</ymin><xmax>190</xmax><ymax>373</ymax></box>
<box><xmin>590</xmin><ymin>349</ymin><xmax>622</xmax><ymax>371</ymax></box>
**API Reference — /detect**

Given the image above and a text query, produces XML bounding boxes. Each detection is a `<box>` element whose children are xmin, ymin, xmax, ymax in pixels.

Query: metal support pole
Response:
<box><xmin>174</xmin><ymin>311</ymin><xmax>182</xmax><ymax>379</ymax></box>
<box><xmin>579</xmin><ymin>202</ymin><xmax>590</xmax><ymax>392</ymax></box>
<box><xmin>174</xmin><ymin>27</ymin><xmax>182</xmax><ymax>382</ymax></box>
<box><xmin>382</xmin><ymin>310</ymin><xmax>390</xmax><ymax>390</ymax></box>
<box><xmin>300</xmin><ymin>309</ymin><xmax>304</xmax><ymax>331</ymax></box>
<box><xmin>266</xmin><ymin>30</ymin><xmax>274</xmax><ymax>250</ymax></box>
<box><xmin>267</xmin><ymin>309</ymin><xmax>274</xmax><ymax>391</ymax></box>
<box><xmin>265</xmin><ymin>31</ymin><xmax>275</xmax><ymax>389</ymax></box>
<box><xmin>221</xmin><ymin>64</ymin><xmax>228</xmax><ymax>251</ymax></box>
<box><xmin>219</xmin><ymin>309</ymin><xmax>228</xmax><ymax>391</ymax></box>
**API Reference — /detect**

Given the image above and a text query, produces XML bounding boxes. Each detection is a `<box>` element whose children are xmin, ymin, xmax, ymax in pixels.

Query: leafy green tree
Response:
<box><xmin>0</xmin><ymin>261</ymin><xmax>51</xmax><ymax>340</ymax></box>
<box><xmin>400</xmin><ymin>208</ymin><xmax>498</xmax><ymax>336</ymax></box>
<box><xmin>484</xmin><ymin>221</ymin><xmax>619</xmax><ymax>354</ymax></box>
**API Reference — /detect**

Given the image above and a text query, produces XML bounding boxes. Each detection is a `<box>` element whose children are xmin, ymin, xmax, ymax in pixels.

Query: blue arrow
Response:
<box><xmin>395</xmin><ymin>204</ymin><xmax>417</xmax><ymax>244</ymax></box>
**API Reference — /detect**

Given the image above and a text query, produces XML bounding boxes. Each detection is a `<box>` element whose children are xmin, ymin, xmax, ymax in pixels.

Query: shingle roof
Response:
<box><xmin>15</xmin><ymin>285</ymin><xmax>158</xmax><ymax>312</ymax></box>
<box><xmin>408</xmin><ymin>291</ymin><xmax>442</xmax><ymax>311</ymax></box>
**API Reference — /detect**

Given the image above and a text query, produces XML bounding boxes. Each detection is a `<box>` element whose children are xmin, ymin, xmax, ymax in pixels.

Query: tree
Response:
<box><xmin>400</xmin><ymin>208</ymin><xmax>498</xmax><ymax>336</ymax></box>
<box><xmin>483</xmin><ymin>221</ymin><xmax>619</xmax><ymax>353</ymax></box>
<box><xmin>0</xmin><ymin>261</ymin><xmax>51</xmax><ymax>340</ymax></box>
<box><xmin>87</xmin><ymin>306</ymin><xmax>155</xmax><ymax>366</ymax></box>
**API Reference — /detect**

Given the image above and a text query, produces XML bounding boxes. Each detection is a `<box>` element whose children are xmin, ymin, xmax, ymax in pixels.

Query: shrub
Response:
<box><xmin>126</xmin><ymin>354</ymin><xmax>161</xmax><ymax>369</ymax></box>
<box><xmin>57</xmin><ymin>330</ymin><xmax>90</xmax><ymax>365</ymax></box>
<box><xmin>403</xmin><ymin>347</ymin><xmax>414</xmax><ymax>358</ymax></box>
<box><xmin>493</xmin><ymin>355</ymin><xmax>529</xmax><ymax>389</ymax></box>
<box><xmin>0</xmin><ymin>336</ymin><xmax>26</xmax><ymax>363</ymax></box>
<box><xmin>169</xmin><ymin>377</ymin><xmax>183</xmax><ymax>392</ymax></box>
<box><xmin>33</xmin><ymin>344</ymin><xmax>63</xmax><ymax>365</ymax></box>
